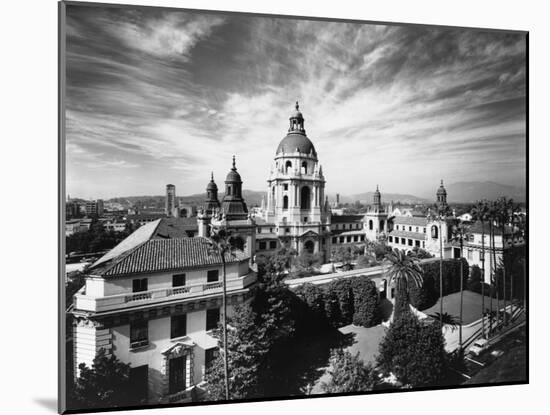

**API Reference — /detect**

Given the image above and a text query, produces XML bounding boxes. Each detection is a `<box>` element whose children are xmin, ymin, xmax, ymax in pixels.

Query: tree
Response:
<box><xmin>450</xmin><ymin>222</ymin><xmax>471</xmax><ymax>350</ymax></box>
<box><xmin>257</xmin><ymin>247</ymin><xmax>296</xmax><ymax>285</ymax></box>
<box><xmin>384</xmin><ymin>248</ymin><xmax>423</xmax><ymax>319</ymax></box>
<box><xmin>377</xmin><ymin>313</ymin><xmax>448</xmax><ymax>387</ymax></box>
<box><xmin>411</xmin><ymin>246</ymin><xmax>433</xmax><ymax>259</ymax></box>
<box><xmin>427</xmin><ymin>312</ymin><xmax>461</xmax><ymax>332</ymax></box>
<box><xmin>204</xmin><ymin>303</ymin><xmax>267</xmax><ymax>400</ymax></box>
<box><xmin>206</xmin><ymin>225</ymin><xmax>241</xmax><ymax>400</ymax></box>
<box><xmin>295</xmin><ymin>250</ymin><xmax>323</xmax><ymax>274</ymax></box>
<box><xmin>427</xmin><ymin>203</ymin><xmax>452</xmax><ymax>327</ymax></box>
<box><xmin>321</xmin><ymin>349</ymin><xmax>378</xmax><ymax>393</ymax></box>
<box><xmin>331</xmin><ymin>246</ymin><xmax>355</xmax><ymax>270</ymax></box>
<box><xmin>471</xmin><ymin>200</ymin><xmax>490</xmax><ymax>337</ymax></box>
<box><xmin>69</xmin><ymin>349</ymin><xmax>133</xmax><ymax>410</ymax></box>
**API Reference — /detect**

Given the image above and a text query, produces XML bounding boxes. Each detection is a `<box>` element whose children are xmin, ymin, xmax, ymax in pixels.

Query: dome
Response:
<box><xmin>276</xmin><ymin>132</ymin><xmax>317</xmax><ymax>157</ymax></box>
<box><xmin>225</xmin><ymin>156</ymin><xmax>242</xmax><ymax>183</ymax></box>
<box><xmin>206</xmin><ymin>172</ymin><xmax>218</xmax><ymax>190</ymax></box>
<box><xmin>437</xmin><ymin>180</ymin><xmax>447</xmax><ymax>195</ymax></box>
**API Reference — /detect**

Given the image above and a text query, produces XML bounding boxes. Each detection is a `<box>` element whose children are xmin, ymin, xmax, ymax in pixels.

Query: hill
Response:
<box><xmin>445</xmin><ymin>181</ymin><xmax>526</xmax><ymax>203</ymax></box>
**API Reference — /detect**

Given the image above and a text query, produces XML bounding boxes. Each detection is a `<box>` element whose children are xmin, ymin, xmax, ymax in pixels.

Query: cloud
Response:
<box><xmin>64</xmin><ymin>5</ymin><xmax>526</xmax><ymax>199</ymax></box>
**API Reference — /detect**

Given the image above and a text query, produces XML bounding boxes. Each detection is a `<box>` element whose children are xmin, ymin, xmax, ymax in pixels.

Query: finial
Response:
<box><xmin>376</xmin><ymin>184</ymin><xmax>379</xmax><ymax>191</ymax></box>
<box><xmin>295</xmin><ymin>101</ymin><xmax>299</xmax><ymax>111</ymax></box>
<box><xmin>210</xmin><ymin>171</ymin><xmax>214</xmax><ymax>181</ymax></box>
<box><xmin>232</xmin><ymin>155</ymin><xmax>236</xmax><ymax>169</ymax></box>
<box><xmin>440</xmin><ymin>179</ymin><xmax>444</xmax><ymax>186</ymax></box>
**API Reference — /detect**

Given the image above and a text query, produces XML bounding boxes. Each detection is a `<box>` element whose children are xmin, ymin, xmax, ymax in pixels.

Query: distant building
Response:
<box><xmin>85</xmin><ymin>199</ymin><xmax>104</xmax><ymax>217</ymax></box>
<box><xmin>65</xmin><ymin>218</ymin><xmax>93</xmax><ymax>236</ymax></box>
<box><xmin>166</xmin><ymin>184</ymin><xmax>176</xmax><ymax>217</ymax></box>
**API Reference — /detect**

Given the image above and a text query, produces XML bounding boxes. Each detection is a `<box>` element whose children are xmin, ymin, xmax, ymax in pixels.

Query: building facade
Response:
<box><xmin>71</xmin><ymin>220</ymin><xmax>256</xmax><ymax>404</ymax></box>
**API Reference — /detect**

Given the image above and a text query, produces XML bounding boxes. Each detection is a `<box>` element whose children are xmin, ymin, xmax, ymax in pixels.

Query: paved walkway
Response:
<box><xmin>311</xmin><ymin>324</ymin><xmax>387</xmax><ymax>393</ymax></box>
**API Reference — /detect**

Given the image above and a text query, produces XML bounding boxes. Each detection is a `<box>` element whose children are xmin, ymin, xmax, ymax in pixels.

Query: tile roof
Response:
<box><xmin>392</xmin><ymin>216</ymin><xmax>428</xmax><ymax>226</ymax></box>
<box><xmin>91</xmin><ymin>237</ymin><xmax>249</xmax><ymax>277</ymax></box>
<box><xmin>388</xmin><ymin>230</ymin><xmax>426</xmax><ymax>239</ymax></box>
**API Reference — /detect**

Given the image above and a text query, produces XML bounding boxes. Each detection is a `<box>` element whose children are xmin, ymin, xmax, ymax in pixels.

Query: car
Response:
<box><xmin>468</xmin><ymin>338</ymin><xmax>489</xmax><ymax>356</ymax></box>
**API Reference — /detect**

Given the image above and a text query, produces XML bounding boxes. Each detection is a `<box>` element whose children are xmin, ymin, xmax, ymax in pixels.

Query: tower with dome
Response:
<box><xmin>263</xmin><ymin>102</ymin><xmax>331</xmax><ymax>258</ymax></box>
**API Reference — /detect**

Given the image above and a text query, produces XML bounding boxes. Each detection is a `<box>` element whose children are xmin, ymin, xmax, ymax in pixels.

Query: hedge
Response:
<box><xmin>409</xmin><ymin>258</ymin><xmax>469</xmax><ymax>311</ymax></box>
<box><xmin>293</xmin><ymin>277</ymin><xmax>380</xmax><ymax>329</ymax></box>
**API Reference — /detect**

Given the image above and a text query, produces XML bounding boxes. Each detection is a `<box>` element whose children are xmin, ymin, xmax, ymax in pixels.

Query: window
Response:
<box><xmin>360</xmin><ymin>235</ymin><xmax>365</xmax><ymax>241</ymax></box>
<box><xmin>172</xmin><ymin>274</ymin><xmax>186</xmax><ymax>287</ymax></box>
<box><xmin>130</xmin><ymin>320</ymin><xmax>148</xmax><ymax>348</ymax></box>
<box><xmin>285</xmin><ymin>227</ymin><xmax>290</xmax><ymax>233</ymax></box>
<box><xmin>132</xmin><ymin>278</ymin><xmax>148</xmax><ymax>293</ymax></box>
<box><xmin>408</xmin><ymin>239</ymin><xmax>413</xmax><ymax>246</ymax></box>
<box><xmin>285</xmin><ymin>161</ymin><xmax>292</xmax><ymax>174</ymax></box>
<box><xmin>401</xmin><ymin>238</ymin><xmax>406</xmax><ymax>245</ymax></box>
<box><xmin>283</xmin><ymin>184</ymin><xmax>288</xmax><ymax>191</ymax></box>
<box><xmin>347</xmin><ymin>236</ymin><xmax>352</xmax><ymax>243</ymax></box>
<box><xmin>369</xmin><ymin>220</ymin><xmax>373</xmax><ymax>230</ymax></box>
<box><xmin>467</xmin><ymin>249</ymin><xmax>473</xmax><ymax>260</ymax></box>
<box><xmin>270</xmin><ymin>228</ymin><xmax>273</xmax><ymax>233</ymax></box>
<box><xmin>283</xmin><ymin>195</ymin><xmax>289</xmax><ymax>209</ymax></box>
<box><xmin>423</xmin><ymin>228</ymin><xmax>426</xmax><ymax>233</ymax></box>
<box><xmin>269</xmin><ymin>241</ymin><xmax>277</xmax><ymax>249</ymax></box>
<box><xmin>205</xmin><ymin>347</ymin><xmax>219</xmax><ymax>371</ymax></box>
<box><xmin>409</xmin><ymin>226</ymin><xmax>412</xmax><ymax>232</ymax></box>
<box><xmin>206</xmin><ymin>308</ymin><xmax>220</xmax><ymax>331</ymax></box>
<box><xmin>259</xmin><ymin>241</ymin><xmax>267</xmax><ymax>250</ymax></box>
<box><xmin>169</xmin><ymin>356</ymin><xmax>186</xmax><ymax>394</ymax></box>
<box><xmin>354</xmin><ymin>235</ymin><xmax>359</xmax><ymax>242</ymax></box>
<box><xmin>339</xmin><ymin>237</ymin><xmax>345</xmax><ymax>243</ymax></box>
<box><xmin>415</xmin><ymin>240</ymin><xmax>420</xmax><ymax>247</ymax></box>
<box><xmin>257</xmin><ymin>228</ymin><xmax>262</xmax><ymax>233</ymax></box>
<box><xmin>304</xmin><ymin>217</ymin><xmax>308</xmax><ymax>223</ymax></box>
<box><xmin>396</xmin><ymin>225</ymin><xmax>399</xmax><ymax>230</ymax></box>
<box><xmin>416</xmin><ymin>227</ymin><xmax>419</xmax><ymax>232</ymax></box>
<box><xmin>207</xmin><ymin>270</ymin><xmax>219</xmax><ymax>282</ymax></box>
<box><xmin>171</xmin><ymin>314</ymin><xmax>187</xmax><ymax>339</ymax></box>
<box><xmin>388</xmin><ymin>236</ymin><xmax>393</xmax><ymax>242</ymax></box>
<box><xmin>431</xmin><ymin>225</ymin><xmax>439</xmax><ymax>239</ymax></box>
<box><xmin>422</xmin><ymin>241</ymin><xmax>425</xmax><ymax>248</ymax></box>
<box><xmin>332</xmin><ymin>237</ymin><xmax>337</xmax><ymax>244</ymax></box>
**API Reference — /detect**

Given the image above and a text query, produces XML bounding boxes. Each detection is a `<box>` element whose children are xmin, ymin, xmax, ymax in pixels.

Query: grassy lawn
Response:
<box><xmin>423</xmin><ymin>290</ymin><xmax>500</xmax><ymax>325</ymax></box>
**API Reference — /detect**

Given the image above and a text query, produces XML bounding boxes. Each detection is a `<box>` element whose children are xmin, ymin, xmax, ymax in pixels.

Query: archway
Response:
<box><xmin>301</xmin><ymin>161</ymin><xmax>307</xmax><ymax>174</ymax></box>
<box><xmin>285</xmin><ymin>161</ymin><xmax>292</xmax><ymax>174</ymax></box>
<box><xmin>300</xmin><ymin>186</ymin><xmax>311</xmax><ymax>210</ymax></box>
<box><xmin>431</xmin><ymin>225</ymin><xmax>439</xmax><ymax>239</ymax></box>
<box><xmin>304</xmin><ymin>240</ymin><xmax>314</xmax><ymax>254</ymax></box>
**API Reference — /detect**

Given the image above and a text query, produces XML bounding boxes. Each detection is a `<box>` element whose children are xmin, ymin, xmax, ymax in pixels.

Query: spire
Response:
<box><xmin>211</xmin><ymin>171</ymin><xmax>214</xmax><ymax>181</ymax></box>
<box><xmin>295</xmin><ymin>101</ymin><xmax>299</xmax><ymax>111</ymax></box>
<box><xmin>232</xmin><ymin>155</ymin><xmax>236</xmax><ymax>170</ymax></box>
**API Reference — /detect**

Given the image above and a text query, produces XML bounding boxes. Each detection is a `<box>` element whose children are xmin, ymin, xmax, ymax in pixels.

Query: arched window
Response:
<box><xmin>379</xmin><ymin>220</ymin><xmax>385</xmax><ymax>230</ymax></box>
<box><xmin>285</xmin><ymin>161</ymin><xmax>292</xmax><ymax>174</ymax></box>
<box><xmin>227</xmin><ymin>185</ymin><xmax>232</xmax><ymax>196</ymax></box>
<box><xmin>272</xmin><ymin>186</ymin><xmax>275</xmax><ymax>206</ymax></box>
<box><xmin>301</xmin><ymin>161</ymin><xmax>307</xmax><ymax>174</ymax></box>
<box><xmin>431</xmin><ymin>225</ymin><xmax>439</xmax><ymax>239</ymax></box>
<box><xmin>300</xmin><ymin>186</ymin><xmax>311</xmax><ymax>210</ymax></box>
<box><xmin>369</xmin><ymin>220</ymin><xmax>373</xmax><ymax>230</ymax></box>
<box><xmin>283</xmin><ymin>195</ymin><xmax>289</xmax><ymax>209</ymax></box>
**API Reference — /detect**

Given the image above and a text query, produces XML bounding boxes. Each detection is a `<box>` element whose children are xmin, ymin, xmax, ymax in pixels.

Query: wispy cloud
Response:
<box><xmin>65</xmin><ymin>5</ymin><xmax>526</xmax><ymax>199</ymax></box>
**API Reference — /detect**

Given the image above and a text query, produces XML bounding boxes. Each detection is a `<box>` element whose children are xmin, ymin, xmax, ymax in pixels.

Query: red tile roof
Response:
<box><xmin>90</xmin><ymin>236</ymin><xmax>249</xmax><ymax>278</ymax></box>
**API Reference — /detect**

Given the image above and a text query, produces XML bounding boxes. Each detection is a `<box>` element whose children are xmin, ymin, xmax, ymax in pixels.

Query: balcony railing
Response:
<box><xmin>74</xmin><ymin>273</ymin><xmax>257</xmax><ymax>314</ymax></box>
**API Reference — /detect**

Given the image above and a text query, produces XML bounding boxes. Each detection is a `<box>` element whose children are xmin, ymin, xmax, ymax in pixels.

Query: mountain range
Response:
<box><xmin>107</xmin><ymin>181</ymin><xmax>525</xmax><ymax>208</ymax></box>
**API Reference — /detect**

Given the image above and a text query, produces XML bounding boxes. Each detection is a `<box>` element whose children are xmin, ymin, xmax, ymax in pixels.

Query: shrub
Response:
<box><xmin>321</xmin><ymin>349</ymin><xmax>378</xmax><ymax>393</ymax></box>
<box><xmin>350</xmin><ymin>278</ymin><xmax>380</xmax><ymax>327</ymax></box>
<box><xmin>377</xmin><ymin>313</ymin><xmax>448</xmax><ymax>387</ymax></box>
<box><xmin>326</xmin><ymin>279</ymin><xmax>355</xmax><ymax>326</ymax></box>
<box><xmin>408</xmin><ymin>258</ymin><xmax>469</xmax><ymax>311</ymax></box>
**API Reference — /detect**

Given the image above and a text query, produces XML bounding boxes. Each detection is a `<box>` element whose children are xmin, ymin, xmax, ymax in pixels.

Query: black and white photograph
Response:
<box><xmin>59</xmin><ymin>1</ymin><xmax>527</xmax><ymax>413</ymax></box>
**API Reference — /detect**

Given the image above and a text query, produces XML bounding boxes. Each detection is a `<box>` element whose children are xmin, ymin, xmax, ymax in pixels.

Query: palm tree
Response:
<box><xmin>206</xmin><ymin>225</ymin><xmax>240</xmax><ymax>401</ymax></box>
<box><xmin>427</xmin><ymin>312</ymin><xmax>461</xmax><ymax>332</ymax></box>
<box><xmin>471</xmin><ymin>200</ymin><xmax>489</xmax><ymax>338</ymax></box>
<box><xmin>450</xmin><ymin>222</ymin><xmax>471</xmax><ymax>351</ymax></box>
<box><xmin>428</xmin><ymin>204</ymin><xmax>452</xmax><ymax>328</ymax></box>
<box><xmin>488</xmin><ymin>201</ymin><xmax>500</xmax><ymax>325</ymax></box>
<box><xmin>384</xmin><ymin>248</ymin><xmax>424</xmax><ymax>319</ymax></box>
<box><xmin>495</xmin><ymin>197</ymin><xmax>514</xmax><ymax>324</ymax></box>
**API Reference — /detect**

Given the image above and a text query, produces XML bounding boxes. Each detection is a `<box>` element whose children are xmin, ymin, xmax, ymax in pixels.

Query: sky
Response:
<box><xmin>65</xmin><ymin>4</ymin><xmax>527</xmax><ymax>200</ymax></box>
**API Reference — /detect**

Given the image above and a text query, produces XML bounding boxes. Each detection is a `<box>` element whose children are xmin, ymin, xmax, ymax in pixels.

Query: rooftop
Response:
<box><xmin>90</xmin><ymin>236</ymin><xmax>249</xmax><ymax>278</ymax></box>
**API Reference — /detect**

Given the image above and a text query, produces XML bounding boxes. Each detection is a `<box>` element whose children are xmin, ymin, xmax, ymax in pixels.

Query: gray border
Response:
<box><xmin>59</xmin><ymin>1</ymin><xmax>67</xmax><ymax>413</ymax></box>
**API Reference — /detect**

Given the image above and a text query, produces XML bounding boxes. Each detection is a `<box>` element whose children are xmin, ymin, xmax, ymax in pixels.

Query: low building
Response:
<box><xmin>71</xmin><ymin>219</ymin><xmax>257</xmax><ymax>404</ymax></box>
